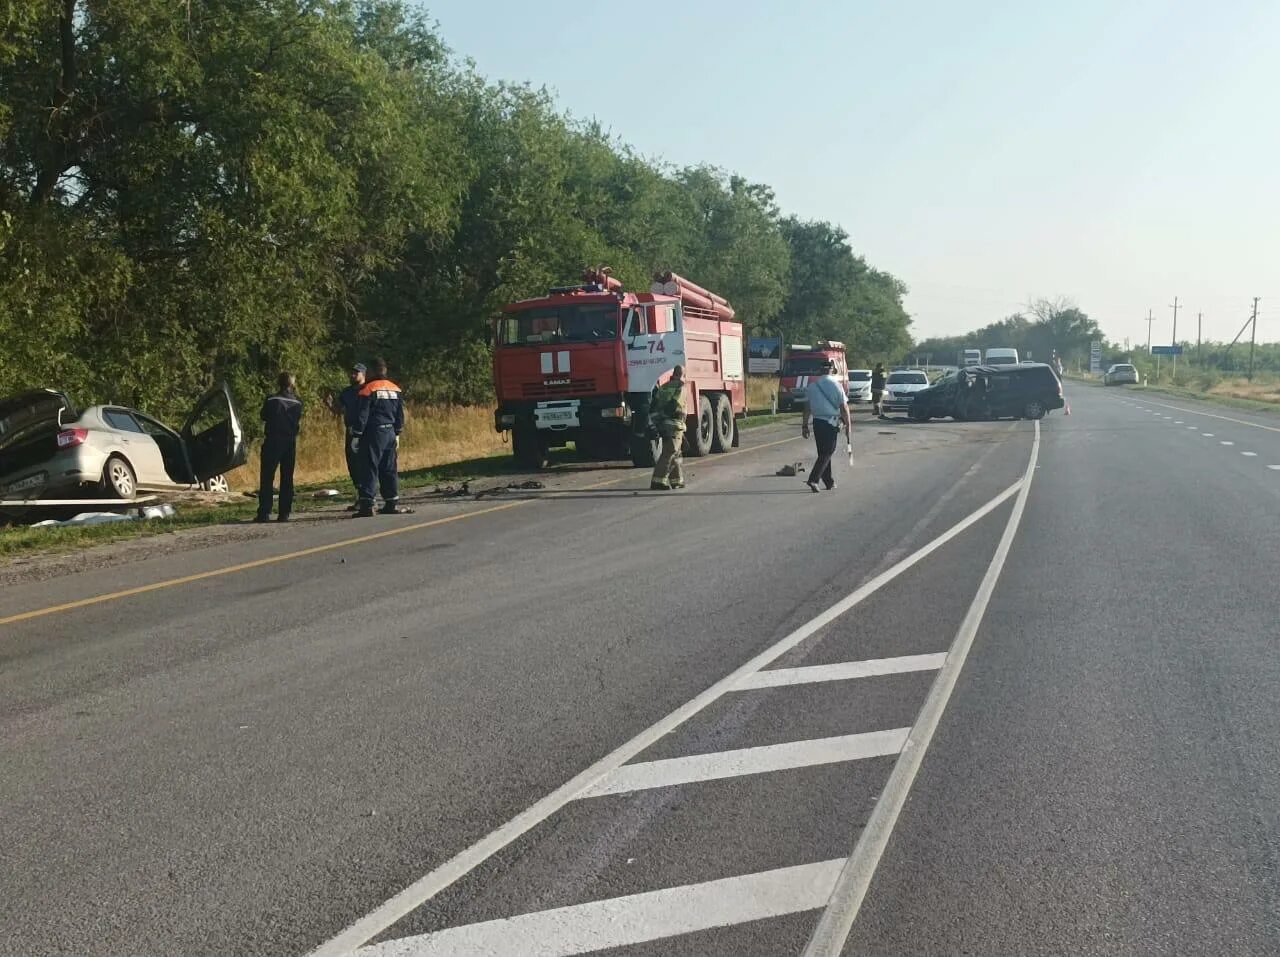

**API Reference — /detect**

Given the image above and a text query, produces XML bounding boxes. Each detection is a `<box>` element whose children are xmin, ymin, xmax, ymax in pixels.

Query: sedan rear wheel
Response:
<box><xmin>102</xmin><ymin>455</ymin><xmax>137</xmax><ymax>500</ymax></box>
<box><xmin>201</xmin><ymin>474</ymin><xmax>230</xmax><ymax>493</ymax></box>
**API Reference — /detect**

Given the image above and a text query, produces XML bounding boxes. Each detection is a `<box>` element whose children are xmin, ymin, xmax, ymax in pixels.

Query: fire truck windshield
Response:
<box><xmin>498</xmin><ymin>305</ymin><xmax>619</xmax><ymax>346</ymax></box>
<box><xmin>783</xmin><ymin>356</ymin><xmax>836</xmax><ymax>375</ymax></box>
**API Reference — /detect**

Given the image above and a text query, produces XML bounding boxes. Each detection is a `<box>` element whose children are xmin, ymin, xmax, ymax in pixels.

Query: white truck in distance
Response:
<box><xmin>984</xmin><ymin>348</ymin><xmax>1019</xmax><ymax>366</ymax></box>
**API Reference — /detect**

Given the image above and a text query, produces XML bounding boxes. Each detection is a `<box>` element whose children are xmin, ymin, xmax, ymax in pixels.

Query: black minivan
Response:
<box><xmin>909</xmin><ymin>363</ymin><xmax>1064</xmax><ymax>422</ymax></box>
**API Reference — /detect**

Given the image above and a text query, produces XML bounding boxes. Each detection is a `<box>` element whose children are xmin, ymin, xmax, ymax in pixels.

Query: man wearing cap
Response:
<box><xmin>800</xmin><ymin>358</ymin><xmax>851</xmax><ymax>492</ymax></box>
<box><xmin>327</xmin><ymin>362</ymin><xmax>366</xmax><ymax>499</ymax></box>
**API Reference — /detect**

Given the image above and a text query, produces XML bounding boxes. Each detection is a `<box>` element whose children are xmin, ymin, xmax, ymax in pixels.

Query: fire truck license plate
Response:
<box><xmin>540</xmin><ymin>409</ymin><xmax>576</xmax><ymax>424</ymax></box>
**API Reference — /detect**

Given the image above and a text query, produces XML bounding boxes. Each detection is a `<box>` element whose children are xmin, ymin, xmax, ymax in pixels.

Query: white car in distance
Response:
<box><xmin>847</xmin><ymin>369</ymin><xmax>873</xmax><ymax>404</ymax></box>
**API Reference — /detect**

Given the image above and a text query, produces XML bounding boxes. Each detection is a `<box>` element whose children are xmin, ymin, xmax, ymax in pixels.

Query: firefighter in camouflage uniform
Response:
<box><xmin>649</xmin><ymin>365</ymin><xmax>687</xmax><ymax>491</ymax></box>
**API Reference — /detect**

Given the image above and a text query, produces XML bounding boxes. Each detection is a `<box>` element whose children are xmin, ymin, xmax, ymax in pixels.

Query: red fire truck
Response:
<box><xmin>493</xmin><ymin>269</ymin><xmax>746</xmax><ymax>468</ymax></box>
<box><xmin>777</xmin><ymin>341</ymin><xmax>849</xmax><ymax>412</ymax></box>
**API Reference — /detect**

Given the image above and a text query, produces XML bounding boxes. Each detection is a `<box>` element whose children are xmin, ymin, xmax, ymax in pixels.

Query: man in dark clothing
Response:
<box><xmin>256</xmin><ymin>372</ymin><xmax>303</xmax><ymax>523</ymax></box>
<box><xmin>351</xmin><ymin>358</ymin><xmax>413</xmax><ymax>517</ymax></box>
<box><xmin>871</xmin><ymin>363</ymin><xmax>887</xmax><ymax>418</ymax></box>
<box><xmin>327</xmin><ymin>362</ymin><xmax>366</xmax><ymax>501</ymax></box>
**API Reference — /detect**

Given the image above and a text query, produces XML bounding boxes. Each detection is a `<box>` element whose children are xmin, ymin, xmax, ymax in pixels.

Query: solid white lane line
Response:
<box><xmin>803</xmin><ymin>419</ymin><xmax>1041</xmax><ymax>957</ymax></box>
<box><xmin>1221</xmin><ymin>441</ymin><xmax>1235</xmax><ymax>446</ymax></box>
<box><xmin>355</xmin><ymin>859</ymin><xmax>846</xmax><ymax>957</ymax></box>
<box><xmin>582</xmin><ymin>729</ymin><xmax>909</xmax><ymax>798</ymax></box>
<box><xmin>307</xmin><ymin>478</ymin><xmax>1027</xmax><ymax>957</ymax></box>
<box><xmin>735</xmin><ymin>654</ymin><xmax>948</xmax><ymax>690</ymax></box>
<box><xmin>1242</xmin><ymin>452</ymin><xmax>1258</xmax><ymax>457</ymax></box>
<box><xmin>1139</xmin><ymin>398</ymin><xmax>1280</xmax><ymax>434</ymax></box>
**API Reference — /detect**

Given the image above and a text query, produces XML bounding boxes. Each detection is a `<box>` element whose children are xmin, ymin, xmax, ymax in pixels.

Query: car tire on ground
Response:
<box><xmin>1023</xmin><ymin>400</ymin><xmax>1046</xmax><ymax>420</ymax></box>
<box><xmin>629</xmin><ymin>432</ymin><xmax>660</xmax><ymax>468</ymax></box>
<box><xmin>684</xmin><ymin>394</ymin><xmax>714</xmax><ymax>457</ymax></box>
<box><xmin>710</xmin><ymin>393</ymin><xmax>733</xmax><ymax>452</ymax></box>
<box><xmin>910</xmin><ymin>408</ymin><xmax>930</xmax><ymax>423</ymax></box>
<box><xmin>102</xmin><ymin>455</ymin><xmax>137</xmax><ymax>500</ymax></box>
<box><xmin>512</xmin><ymin>426</ymin><xmax>548</xmax><ymax>470</ymax></box>
<box><xmin>201</xmin><ymin>474</ymin><xmax>230</xmax><ymax>493</ymax></box>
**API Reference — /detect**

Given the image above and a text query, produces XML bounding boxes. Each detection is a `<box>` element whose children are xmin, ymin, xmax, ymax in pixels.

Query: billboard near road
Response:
<box><xmin>748</xmin><ymin>337</ymin><xmax>782</xmax><ymax>374</ymax></box>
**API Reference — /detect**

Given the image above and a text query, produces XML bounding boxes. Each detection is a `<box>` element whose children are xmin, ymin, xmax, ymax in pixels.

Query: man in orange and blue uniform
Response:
<box><xmin>351</xmin><ymin>358</ymin><xmax>413</xmax><ymax>517</ymax></box>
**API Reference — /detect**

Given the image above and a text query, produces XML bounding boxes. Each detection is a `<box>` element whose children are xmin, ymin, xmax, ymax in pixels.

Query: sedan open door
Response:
<box><xmin>176</xmin><ymin>382</ymin><xmax>247</xmax><ymax>484</ymax></box>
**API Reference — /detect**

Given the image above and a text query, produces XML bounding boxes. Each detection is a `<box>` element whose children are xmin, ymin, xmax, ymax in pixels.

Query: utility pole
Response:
<box><xmin>1170</xmin><ymin>296</ymin><xmax>1180</xmax><ymax>379</ymax></box>
<box><xmin>1248</xmin><ymin>297</ymin><xmax>1259</xmax><ymax>381</ymax></box>
<box><xmin>1145</xmin><ymin>308</ymin><xmax>1156</xmax><ymax>354</ymax></box>
<box><xmin>1196</xmin><ymin>312</ymin><xmax>1202</xmax><ymax>362</ymax></box>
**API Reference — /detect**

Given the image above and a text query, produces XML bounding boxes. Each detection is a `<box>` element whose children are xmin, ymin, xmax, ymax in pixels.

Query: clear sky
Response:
<box><xmin>421</xmin><ymin>1</ymin><xmax>1279</xmax><ymax>346</ymax></box>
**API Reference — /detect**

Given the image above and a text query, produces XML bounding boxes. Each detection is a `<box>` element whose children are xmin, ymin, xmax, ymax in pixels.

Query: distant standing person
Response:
<box><xmin>800</xmin><ymin>358</ymin><xmax>852</xmax><ymax>492</ymax></box>
<box><xmin>871</xmin><ymin>363</ymin><xmax>887</xmax><ymax>418</ymax></box>
<box><xmin>256</xmin><ymin>372</ymin><xmax>303</xmax><ymax>523</ymax></box>
<box><xmin>326</xmin><ymin>362</ymin><xmax>366</xmax><ymax>502</ymax></box>
<box><xmin>649</xmin><ymin>365</ymin><xmax>687</xmax><ymax>491</ymax></box>
<box><xmin>351</xmin><ymin>358</ymin><xmax>413</xmax><ymax>517</ymax></box>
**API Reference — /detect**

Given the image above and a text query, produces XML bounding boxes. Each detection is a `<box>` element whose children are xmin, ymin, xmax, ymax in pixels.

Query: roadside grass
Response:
<box><xmin>747</xmin><ymin>375</ymin><xmax>779</xmax><ymax>411</ymax></box>
<box><xmin>1081</xmin><ymin>375</ymin><xmax>1280</xmax><ymax>416</ymax></box>
<box><xmin>0</xmin><ymin>450</ymin><xmax>516</xmax><ymax>560</ymax></box>
<box><xmin>237</xmin><ymin>403</ymin><xmax>504</xmax><ymax>490</ymax></box>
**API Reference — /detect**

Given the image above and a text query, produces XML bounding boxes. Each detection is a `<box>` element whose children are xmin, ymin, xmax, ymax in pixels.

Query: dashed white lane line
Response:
<box><xmin>1269</xmin><ymin>465</ymin><xmax>1280</xmax><ymax>471</ymax></box>
<box><xmin>355</xmin><ymin>859</ymin><xmax>847</xmax><ymax>956</ymax></box>
<box><xmin>1138</xmin><ymin>397</ymin><xmax>1280</xmax><ymax>434</ymax></box>
<box><xmin>1187</xmin><ymin>426</ymin><xmax>1198</xmax><ymax>430</ymax></box>
<box><xmin>1175</xmin><ymin>420</ymin><xmax>1184</xmax><ymax>424</ymax></box>
<box><xmin>735</xmin><ymin>654</ymin><xmax>947</xmax><ymax>690</ymax></box>
<box><xmin>1221</xmin><ymin>441</ymin><xmax>1235</xmax><ymax>446</ymax></box>
<box><xmin>1242</xmin><ymin>452</ymin><xmax>1258</xmax><ymax>457</ymax></box>
<box><xmin>1203</xmin><ymin>433</ymin><xmax>1215</xmax><ymax>437</ymax></box>
<box><xmin>307</xmin><ymin>476</ymin><xmax>1029</xmax><ymax>957</ymax></box>
<box><xmin>582</xmin><ymin>729</ymin><xmax>910</xmax><ymax>798</ymax></box>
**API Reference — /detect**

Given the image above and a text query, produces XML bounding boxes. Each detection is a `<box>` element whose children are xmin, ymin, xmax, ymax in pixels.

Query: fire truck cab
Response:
<box><xmin>777</xmin><ymin>341</ymin><xmax>849</xmax><ymax>412</ymax></box>
<box><xmin>493</xmin><ymin>270</ymin><xmax>745</xmax><ymax>469</ymax></box>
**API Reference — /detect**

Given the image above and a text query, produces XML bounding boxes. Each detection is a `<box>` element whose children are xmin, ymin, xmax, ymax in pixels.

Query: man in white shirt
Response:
<box><xmin>800</xmin><ymin>358</ymin><xmax>852</xmax><ymax>492</ymax></box>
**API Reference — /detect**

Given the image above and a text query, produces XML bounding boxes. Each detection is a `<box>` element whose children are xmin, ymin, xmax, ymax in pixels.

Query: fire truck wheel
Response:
<box><xmin>513</xmin><ymin>427</ymin><xmax>548</xmax><ymax>469</ymax></box>
<box><xmin>629</xmin><ymin>433</ymin><xmax>658</xmax><ymax>468</ymax></box>
<box><xmin>685</xmin><ymin>395</ymin><xmax>714</xmax><ymax>458</ymax></box>
<box><xmin>710</xmin><ymin>394</ymin><xmax>733</xmax><ymax>452</ymax></box>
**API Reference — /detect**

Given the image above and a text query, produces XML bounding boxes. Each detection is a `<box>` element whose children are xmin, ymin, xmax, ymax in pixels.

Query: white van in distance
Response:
<box><xmin>984</xmin><ymin>348</ymin><xmax>1019</xmax><ymax>366</ymax></box>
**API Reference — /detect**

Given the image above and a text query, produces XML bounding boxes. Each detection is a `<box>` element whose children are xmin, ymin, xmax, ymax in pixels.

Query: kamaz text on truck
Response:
<box><xmin>492</xmin><ymin>269</ymin><xmax>746</xmax><ymax>469</ymax></box>
<box><xmin>777</xmin><ymin>341</ymin><xmax>848</xmax><ymax>412</ymax></box>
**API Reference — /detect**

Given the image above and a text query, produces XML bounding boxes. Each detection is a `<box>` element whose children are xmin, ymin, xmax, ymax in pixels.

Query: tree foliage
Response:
<box><xmin>1</xmin><ymin>0</ymin><xmax>913</xmax><ymax>421</ymax></box>
<box><xmin>911</xmin><ymin>298</ymin><xmax>1104</xmax><ymax>367</ymax></box>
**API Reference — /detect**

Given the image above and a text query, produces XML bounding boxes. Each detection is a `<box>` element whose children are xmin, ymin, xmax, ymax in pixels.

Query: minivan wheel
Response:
<box><xmin>1023</xmin><ymin>400</ymin><xmax>1046</xmax><ymax>420</ymax></box>
<box><xmin>102</xmin><ymin>455</ymin><xmax>137</xmax><ymax>500</ymax></box>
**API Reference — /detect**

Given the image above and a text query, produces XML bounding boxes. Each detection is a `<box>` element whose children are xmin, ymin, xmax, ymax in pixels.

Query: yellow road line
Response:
<box><xmin>0</xmin><ymin>501</ymin><xmax>527</xmax><ymax>627</ymax></box>
<box><xmin>1</xmin><ymin>432</ymin><xmax>802</xmax><ymax>628</ymax></box>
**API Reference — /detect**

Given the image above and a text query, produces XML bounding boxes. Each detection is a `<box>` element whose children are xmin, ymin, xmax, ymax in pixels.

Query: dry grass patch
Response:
<box><xmin>236</xmin><ymin>403</ymin><xmax>505</xmax><ymax>489</ymax></box>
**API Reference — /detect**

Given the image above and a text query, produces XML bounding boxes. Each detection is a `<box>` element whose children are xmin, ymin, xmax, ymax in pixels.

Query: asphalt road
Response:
<box><xmin>2</xmin><ymin>387</ymin><xmax>1278</xmax><ymax>956</ymax></box>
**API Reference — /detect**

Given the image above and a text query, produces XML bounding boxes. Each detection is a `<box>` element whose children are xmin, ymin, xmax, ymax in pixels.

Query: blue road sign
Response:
<box><xmin>1151</xmin><ymin>345</ymin><xmax>1183</xmax><ymax>356</ymax></box>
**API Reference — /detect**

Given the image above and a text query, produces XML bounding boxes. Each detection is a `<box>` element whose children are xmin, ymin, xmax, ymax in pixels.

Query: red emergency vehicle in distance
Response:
<box><xmin>777</xmin><ymin>341</ymin><xmax>849</xmax><ymax>412</ymax></box>
<box><xmin>492</xmin><ymin>268</ymin><xmax>746</xmax><ymax>469</ymax></box>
